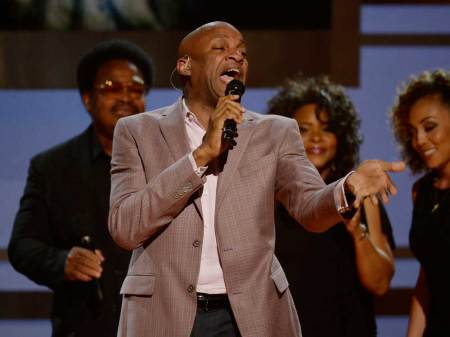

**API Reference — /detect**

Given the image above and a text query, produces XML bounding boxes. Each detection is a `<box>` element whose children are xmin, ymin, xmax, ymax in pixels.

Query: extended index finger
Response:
<box><xmin>379</xmin><ymin>160</ymin><xmax>406</xmax><ymax>173</ymax></box>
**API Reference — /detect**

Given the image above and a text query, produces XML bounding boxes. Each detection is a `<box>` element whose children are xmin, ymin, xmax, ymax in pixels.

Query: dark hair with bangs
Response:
<box><xmin>76</xmin><ymin>40</ymin><xmax>154</xmax><ymax>94</ymax></box>
<box><xmin>267</xmin><ymin>74</ymin><xmax>362</xmax><ymax>183</ymax></box>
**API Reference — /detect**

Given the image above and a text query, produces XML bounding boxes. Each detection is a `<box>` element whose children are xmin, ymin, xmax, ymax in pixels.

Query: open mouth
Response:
<box><xmin>220</xmin><ymin>68</ymin><xmax>240</xmax><ymax>83</ymax></box>
<box><xmin>307</xmin><ymin>147</ymin><xmax>326</xmax><ymax>155</ymax></box>
<box><xmin>112</xmin><ymin>104</ymin><xmax>138</xmax><ymax>117</ymax></box>
<box><xmin>422</xmin><ymin>148</ymin><xmax>437</xmax><ymax>158</ymax></box>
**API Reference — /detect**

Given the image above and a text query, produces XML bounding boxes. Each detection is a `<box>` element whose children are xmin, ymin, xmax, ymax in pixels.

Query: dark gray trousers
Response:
<box><xmin>190</xmin><ymin>307</ymin><xmax>241</xmax><ymax>337</ymax></box>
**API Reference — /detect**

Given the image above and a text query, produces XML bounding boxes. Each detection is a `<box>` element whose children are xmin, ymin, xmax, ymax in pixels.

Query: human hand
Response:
<box><xmin>193</xmin><ymin>94</ymin><xmax>244</xmax><ymax>166</ymax></box>
<box><xmin>344</xmin><ymin>208</ymin><xmax>368</xmax><ymax>243</ymax></box>
<box><xmin>64</xmin><ymin>246</ymin><xmax>105</xmax><ymax>282</ymax></box>
<box><xmin>345</xmin><ymin>160</ymin><xmax>405</xmax><ymax>208</ymax></box>
<box><xmin>345</xmin><ymin>207</ymin><xmax>361</xmax><ymax>233</ymax></box>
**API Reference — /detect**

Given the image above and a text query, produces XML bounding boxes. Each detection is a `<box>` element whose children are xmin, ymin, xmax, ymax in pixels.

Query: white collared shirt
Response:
<box><xmin>182</xmin><ymin>99</ymin><xmax>227</xmax><ymax>294</ymax></box>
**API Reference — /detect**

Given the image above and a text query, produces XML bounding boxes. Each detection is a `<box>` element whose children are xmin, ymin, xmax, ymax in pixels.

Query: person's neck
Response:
<box><xmin>94</xmin><ymin>128</ymin><xmax>112</xmax><ymax>157</ymax></box>
<box><xmin>185</xmin><ymin>97</ymin><xmax>215</xmax><ymax>130</ymax></box>
<box><xmin>434</xmin><ymin>163</ymin><xmax>450</xmax><ymax>189</ymax></box>
<box><xmin>320</xmin><ymin>167</ymin><xmax>331</xmax><ymax>182</ymax></box>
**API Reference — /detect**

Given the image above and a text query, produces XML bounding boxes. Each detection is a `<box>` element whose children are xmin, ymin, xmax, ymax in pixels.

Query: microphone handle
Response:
<box><xmin>80</xmin><ymin>236</ymin><xmax>103</xmax><ymax>301</ymax></box>
<box><xmin>94</xmin><ymin>278</ymin><xmax>103</xmax><ymax>301</ymax></box>
<box><xmin>223</xmin><ymin>120</ymin><xmax>237</xmax><ymax>145</ymax></box>
<box><xmin>223</xmin><ymin>89</ymin><xmax>241</xmax><ymax>145</ymax></box>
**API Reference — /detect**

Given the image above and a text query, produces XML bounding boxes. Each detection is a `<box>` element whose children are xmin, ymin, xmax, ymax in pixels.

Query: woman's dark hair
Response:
<box><xmin>267</xmin><ymin>74</ymin><xmax>362</xmax><ymax>183</ymax></box>
<box><xmin>390</xmin><ymin>69</ymin><xmax>450</xmax><ymax>173</ymax></box>
<box><xmin>76</xmin><ymin>40</ymin><xmax>154</xmax><ymax>94</ymax></box>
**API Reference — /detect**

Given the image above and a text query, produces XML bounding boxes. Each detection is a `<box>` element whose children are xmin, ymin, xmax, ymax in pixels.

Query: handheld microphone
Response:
<box><xmin>80</xmin><ymin>235</ymin><xmax>104</xmax><ymax>302</ymax></box>
<box><xmin>223</xmin><ymin>79</ymin><xmax>246</xmax><ymax>145</ymax></box>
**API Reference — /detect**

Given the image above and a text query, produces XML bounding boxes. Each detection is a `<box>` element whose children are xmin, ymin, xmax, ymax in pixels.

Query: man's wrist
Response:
<box><xmin>338</xmin><ymin>205</ymin><xmax>357</xmax><ymax>220</ymax></box>
<box><xmin>343</xmin><ymin>174</ymin><xmax>356</xmax><ymax>206</ymax></box>
<box><xmin>337</xmin><ymin>171</ymin><xmax>357</xmax><ymax>219</ymax></box>
<box><xmin>193</xmin><ymin>146</ymin><xmax>211</xmax><ymax>167</ymax></box>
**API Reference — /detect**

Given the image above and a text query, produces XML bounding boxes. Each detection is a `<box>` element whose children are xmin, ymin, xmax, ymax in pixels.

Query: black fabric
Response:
<box><xmin>8</xmin><ymin>126</ymin><xmax>131</xmax><ymax>337</ymax></box>
<box><xmin>275</xmin><ymin>203</ymin><xmax>395</xmax><ymax>337</ymax></box>
<box><xmin>410</xmin><ymin>173</ymin><xmax>450</xmax><ymax>337</ymax></box>
<box><xmin>197</xmin><ymin>293</ymin><xmax>230</xmax><ymax>311</ymax></box>
<box><xmin>190</xmin><ymin>305</ymin><xmax>241</xmax><ymax>337</ymax></box>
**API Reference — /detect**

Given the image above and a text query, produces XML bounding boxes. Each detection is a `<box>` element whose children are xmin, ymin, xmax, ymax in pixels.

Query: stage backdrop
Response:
<box><xmin>1</xmin><ymin>4</ymin><xmax>450</xmax><ymax>337</ymax></box>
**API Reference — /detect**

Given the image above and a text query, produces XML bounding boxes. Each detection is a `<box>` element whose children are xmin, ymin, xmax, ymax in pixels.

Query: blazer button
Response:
<box><xmin>192</xmin><ymin>240</ymin><xmax>201</xmax><ymax>247</ymax></box>
<box><xmin>187</xmin><ymin>284</ymin><xmax>195</xmax><ymax>293</ymax></box>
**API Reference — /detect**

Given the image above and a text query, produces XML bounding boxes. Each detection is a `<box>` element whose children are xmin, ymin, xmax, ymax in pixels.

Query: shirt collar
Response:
<box><xmin>181</xmin><ymin>98</ymin><xmax>202</xmax><ymax>127</ymax></box>
<box><xmin>89</xmin><ymin>125</ymin><xmax>108</xmax><ymax>162</ymax></box>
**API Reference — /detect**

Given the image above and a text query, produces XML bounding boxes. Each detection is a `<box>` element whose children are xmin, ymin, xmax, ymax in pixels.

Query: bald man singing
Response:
<box><xmin>108</xmin><ymin>21</ymin><xmax>404</xmax><ymax>337</ymax></box>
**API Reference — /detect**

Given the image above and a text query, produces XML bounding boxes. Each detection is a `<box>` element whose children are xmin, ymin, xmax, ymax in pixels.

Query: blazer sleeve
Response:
<box><xmin>8</xmin><ymin>156</ymin><xmax>69</xmax><ymax>291</ymax></box>
<box><xmin>108</xmin><ymin>117</ymin><xmax>205</xmax><ymax>250</ymax></box>
<box><xmin>275</xmin><ymin>118</ymin><xmax>343</xmax><ymax>232</ymax></box>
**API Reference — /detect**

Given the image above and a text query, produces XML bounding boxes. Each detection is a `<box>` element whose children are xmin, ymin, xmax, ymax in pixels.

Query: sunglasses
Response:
<box><xmin>95</xmin><ymin>79</ymin><xmax>147</xmax><ymax>97</ymax></box>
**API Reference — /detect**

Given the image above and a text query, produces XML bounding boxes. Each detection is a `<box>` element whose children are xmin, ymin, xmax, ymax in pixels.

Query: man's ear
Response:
<box><xmin>176</xmin><ymin>55</ymin><xmax>192</xmax><ymax>76</ymax></box>
<box><xmin>81</xmin><ymin>91</ymin><xmax>92</xmax><ymax>111</ymax></box>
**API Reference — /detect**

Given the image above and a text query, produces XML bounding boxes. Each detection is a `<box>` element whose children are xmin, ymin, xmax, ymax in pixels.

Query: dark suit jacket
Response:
<box><xmin>8</xmin><ymin>126</ymin><xmax>130</xmax><ymax>337</ymax></box>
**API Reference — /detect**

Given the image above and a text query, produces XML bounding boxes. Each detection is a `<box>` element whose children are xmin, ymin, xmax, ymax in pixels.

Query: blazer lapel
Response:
<box><xmin>159</xmin><ymin>99</ymin><xmax>191</xmax><ymax>162</ymax></box>
<box><xmin>215</xmin><ymin>116</ymin><xmax>255</xmax><ymax>211</ymax></box>
<box><xmin>159</xmin><ymin>98</ymin><xmax>203</xmax><ymax>218</ymax></box>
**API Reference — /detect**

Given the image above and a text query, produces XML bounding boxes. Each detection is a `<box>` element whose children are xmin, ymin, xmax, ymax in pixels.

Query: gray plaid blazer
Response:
<box><xmin>109</xmin><ymin>98</ymin><xmax>342</xmax><ymax>337</ymax></box>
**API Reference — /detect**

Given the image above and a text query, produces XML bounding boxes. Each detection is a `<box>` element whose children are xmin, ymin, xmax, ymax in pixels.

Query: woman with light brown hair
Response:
<box><xmin>390</xmin><ymin>69</ymin><xmax>450</xmax><ymax>337</ymax></box>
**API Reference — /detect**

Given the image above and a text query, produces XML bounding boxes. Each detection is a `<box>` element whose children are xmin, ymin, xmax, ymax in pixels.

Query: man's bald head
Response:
<box><xmin>178</xmin><ymin>21</ymin><xmax>240</xmax><ymax>58</ymax></box>
<box><xmin>175</xmin><ymin>20</ymin><xmax>248</xmax><ymax>104</ymax></box>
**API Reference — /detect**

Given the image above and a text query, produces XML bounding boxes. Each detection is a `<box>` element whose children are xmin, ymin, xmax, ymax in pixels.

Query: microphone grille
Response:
<box><xmin>225</xmin><ymin>79</ymin><xmax>245</xmax><ymax>97</ymax></box>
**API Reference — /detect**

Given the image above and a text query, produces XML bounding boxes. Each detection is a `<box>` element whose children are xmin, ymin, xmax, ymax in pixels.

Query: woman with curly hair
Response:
<box><xmin>268</xmin><ymin>75</ymin><xmax>395</xmax><ymax>337</ymax></box>
<box><xmin>390</xmin><ymin>69</ymin><xmax>450</xmax><ymax>337</ymax></box>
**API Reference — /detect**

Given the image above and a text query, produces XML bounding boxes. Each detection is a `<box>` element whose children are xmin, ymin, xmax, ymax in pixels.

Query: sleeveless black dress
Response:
<box><xmin>410</xmin><ymin>173</ymin><xmax>450</xmax><ymax>337</ymax></box>
<box><xmin>275</xmin><ymin>204</ymin><xmax>395</xmax><ymax>337</ymax></box>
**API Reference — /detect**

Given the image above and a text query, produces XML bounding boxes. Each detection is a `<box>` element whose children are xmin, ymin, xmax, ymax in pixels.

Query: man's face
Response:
<box><xmin>82</xmin><ymin>59</ymin><xmax>146</xmax><ymax>139</ymax></box>
<box><xmin>188</xmin><ymin>24</ymin><xmax>248</xmax><ymax>103</ymax></box>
